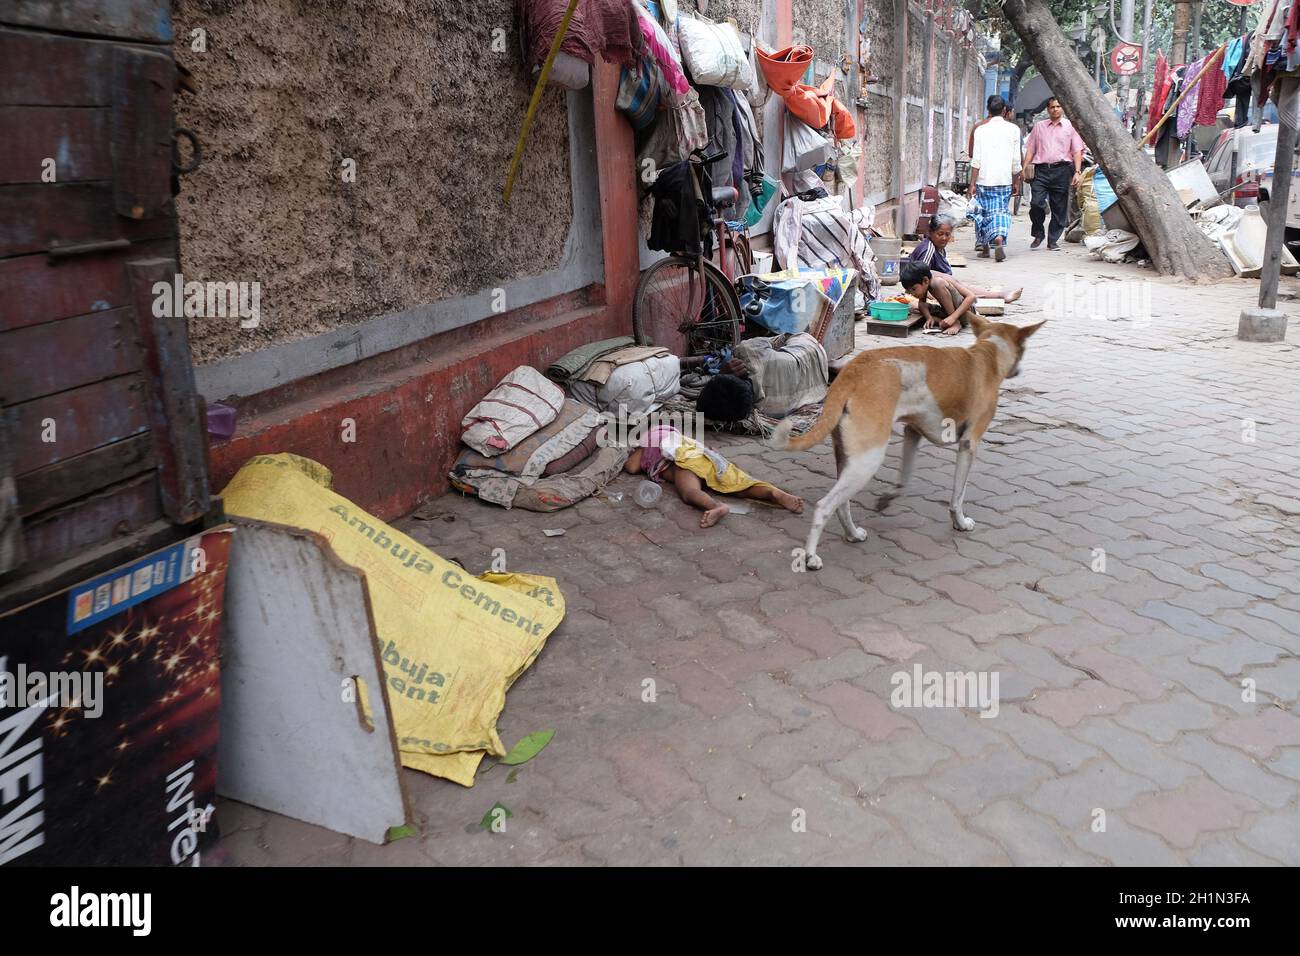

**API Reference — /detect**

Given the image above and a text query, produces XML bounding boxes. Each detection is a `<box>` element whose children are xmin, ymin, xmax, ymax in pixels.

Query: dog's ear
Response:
<box><xmin>1015</xmin><ymin>319</ymin><xmax>1046</xmax><ymax>343</ymax></box>
<box><xmin>968</xmin><ymin>313</ymin><xmax>992</xmax><ymax>337</ymax></box>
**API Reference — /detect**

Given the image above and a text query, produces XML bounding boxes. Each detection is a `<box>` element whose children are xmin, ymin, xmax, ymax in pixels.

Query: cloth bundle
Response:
<box><xmin>756</xmin><ymin>45</ymin><xmax>856</xmax><ymax>139</ymax></box>
<box><xmin>772</xmin><ymin>193</ymin><xmax>873</xmax><ymax>277</ymax></box>
<box><xmin>676</xmin><ymin>15</ymin><xmax>755</xmax><ymax>90</ymax></box>
<box><xmin>515</xmin><ymin>0</ymin><xmax>640</xmax><ymax>70</ymax></box>
<box><xmin>452</xmin><ymin>399</ymin><xmax>604</xmax><ymax>508</ymax></box>
<box><xmin>461</xmin><ymin>366</ymin><xmax>565</xmax><ymax>457</ymax></box>
<box><xmin>732</xmin><ymin>333</ymin><xmax>828</xmax><ymax>418</ymax></box>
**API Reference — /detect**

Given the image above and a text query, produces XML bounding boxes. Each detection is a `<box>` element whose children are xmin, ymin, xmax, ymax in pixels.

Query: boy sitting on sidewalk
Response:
<box><xmin>901</xmin><ymin>261</ymin><xmax>979</xmax><ymax>336</ymax></box>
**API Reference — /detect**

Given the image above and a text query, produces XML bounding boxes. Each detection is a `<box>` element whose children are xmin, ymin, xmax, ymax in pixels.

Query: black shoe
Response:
<box><xmin>1047</xmin><ymin>243</ymin><xmax>1060</xmax><ymax>251</ymax></box>
<box><xmin>1030</xmin><ymin>237</ymin><xmax>1043</xmax><ymax>249</ymax></box>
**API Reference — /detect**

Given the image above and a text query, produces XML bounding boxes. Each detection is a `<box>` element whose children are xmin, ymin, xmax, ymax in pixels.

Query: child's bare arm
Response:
<box><xmin>941</xmin><ymin>276</ymin><xmax>979</xmax><ymax>323</ymax></box>
<box><xmin>625</xmin><ymin>448</ymin><xmax>643</xmax><ymax>473</ymax></box>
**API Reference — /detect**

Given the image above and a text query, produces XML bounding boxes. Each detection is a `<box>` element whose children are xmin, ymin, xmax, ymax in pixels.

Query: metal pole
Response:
<box><xmin>1135</xmin><ymin>0</ymin><xmax>1154</xmax><ymax>139</ymax></box>
<box><xmin>1119</xmin><ymin>0</ymin><xmax>1136</xmax><ymax>123</ymax></box>
<box><xmin>1259</xmin><ymin>76</ymin><xmax>1299</xmax><ymax>311</ymax></box>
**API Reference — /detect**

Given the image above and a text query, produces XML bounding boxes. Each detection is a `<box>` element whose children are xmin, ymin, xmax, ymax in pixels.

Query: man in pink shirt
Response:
<box><xmin>1022</xmin><ymin>97</ymin><xmax>1086</xmax><ymax>250</ymax></box>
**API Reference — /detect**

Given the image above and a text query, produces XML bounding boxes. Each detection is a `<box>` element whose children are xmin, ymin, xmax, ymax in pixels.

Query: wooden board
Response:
<box><xmin>0</xmin><ymin>306</ymin><xmax>142</xmax><ymax>405</ymax></box>
<box><xmin>110</xmin><ymin>45</ymin><xmax>174</xmax><ymax>220</ymax></box>
<box><xmin>865</xmin><ymin>312</ymin><xmax>928</xmax><ymax>338</ymax></box>
<box><xmin>8</xmin><ymin>374</ymin><xmax>150</xmax><ymax>474</ymax></box>
<box><xmin>0</xmin><ymin>242</ymin><xmax>172</xmax><ymax>330</ymax></box>
<box><xmin>0</xmin><ymin>1</ymin><xmax>173</xmax><ymax>43</ymax></box>
<box><xmin>0</xmin><ymin>106</ymin><xmax>112</xmax><ymax>184</ymax></box>
<box><xmin>15</xmin><ymin>431</ymin><xmax>154</xmax><ymax>516</ymax></box>
<box><xmin>0</xmin><ymin>182</ymin><xmax>173</xmax><ymax>257</ymax></box>
<box><xmin>129</xmin><ymin>258</ymin><xmax>209</xmax><ymax>523</ymax></box>
<box><xmin>0</xmin><ymin>29</ymin><xmax>114</xmax><ymax>107</ymax></box>
<box><xmin>220</xmin><ymin>520</ymin><xmax>410</xmax><ymax>845</ymax></box>
<box><xmin>16</xmin><ymin>471</ymin><xmax>161</xmax><ymax>568</ymax></box>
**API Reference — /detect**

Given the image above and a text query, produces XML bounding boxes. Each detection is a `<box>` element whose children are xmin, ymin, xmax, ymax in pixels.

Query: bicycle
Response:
<box><xmin>633</xmin><ymin>149</ymin><xmax>748</xmax><ymax>357</ymax></box>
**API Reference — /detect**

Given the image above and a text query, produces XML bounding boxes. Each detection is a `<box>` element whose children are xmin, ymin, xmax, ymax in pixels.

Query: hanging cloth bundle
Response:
<box><xmin>757</xmin><ymin>45</ymin><xmax>856</xmax><ymax>138</ymax></box>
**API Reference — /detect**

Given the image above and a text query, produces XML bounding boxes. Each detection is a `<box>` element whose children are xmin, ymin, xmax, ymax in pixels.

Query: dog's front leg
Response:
<box><xmin>950</xmin><ymin>439</ymin><xmax>978</xmax><ymax>532</ymax></box>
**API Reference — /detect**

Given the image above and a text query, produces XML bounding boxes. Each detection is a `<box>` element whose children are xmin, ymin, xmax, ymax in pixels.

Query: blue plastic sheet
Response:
<box><xmin>1093</xmin><ymin>170</ymin><xmax>1119</xmax><ymax>214</ymax></box>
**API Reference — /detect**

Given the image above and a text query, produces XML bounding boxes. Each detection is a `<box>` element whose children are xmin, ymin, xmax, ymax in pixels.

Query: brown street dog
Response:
<box><xmin>770</xmin><ymin>315</ymin><xmax>1046</xmax><ymax>570</ymax></box>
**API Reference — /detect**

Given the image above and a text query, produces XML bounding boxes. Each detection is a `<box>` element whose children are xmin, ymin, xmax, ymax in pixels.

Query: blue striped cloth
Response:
<box><xmin>973</xmin><ymin>185</ymin><xmax>1013</xmax><ymax>247</ymax></box>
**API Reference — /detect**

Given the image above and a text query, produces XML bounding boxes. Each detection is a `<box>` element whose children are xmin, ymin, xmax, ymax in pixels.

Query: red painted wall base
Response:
<box><xmin>208</xmin><ymin>293</ymin><xmax>628</xmax><ymax>520</ymax></box>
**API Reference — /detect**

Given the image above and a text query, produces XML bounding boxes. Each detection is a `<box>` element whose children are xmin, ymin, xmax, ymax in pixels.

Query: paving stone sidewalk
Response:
<box><xmin>214</xmin><ymin>216</ymin><xmax>1300</xmax><ymax>866</ymax></box>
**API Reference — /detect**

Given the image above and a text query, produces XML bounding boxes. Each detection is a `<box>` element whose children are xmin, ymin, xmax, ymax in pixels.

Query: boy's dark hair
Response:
<box><xmin>987</xmin><ymin>94</ymin><xmax>1005</xmax><ymax>115</ymax></box>
<box><xmin>696</xmin><ymin>373</ymin><xmax>756</xmax><ymax>423</ymax></box>
<box><xmin>900</xmin><ymin>261</ymin><xmax>931</xmax><ymax>290</ymax></box>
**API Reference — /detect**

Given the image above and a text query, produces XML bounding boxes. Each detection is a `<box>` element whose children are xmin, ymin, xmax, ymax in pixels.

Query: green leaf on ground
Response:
<box><xmin>501</xmin><ymin>729</ymin><xmax>555</xmax><ymax>766</ymax></box>
<box><xmin>480</xmin><ymin>801</ymin><xmax>513</xmax><ymax>832</ymax></box>
<box><xmin>386</xmin><ymin>823</ymin><xmax>417</xmax><ymax>842</ymax></box>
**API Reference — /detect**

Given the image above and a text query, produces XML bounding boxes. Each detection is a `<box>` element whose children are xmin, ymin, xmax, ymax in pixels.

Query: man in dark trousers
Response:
<box><xmin>1022</xmin><ymin>97</ymin><xmax>1085</xmax><ymax>250</ymax></box>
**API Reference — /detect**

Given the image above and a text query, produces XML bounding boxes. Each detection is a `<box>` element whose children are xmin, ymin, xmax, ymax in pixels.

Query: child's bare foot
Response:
<box><xmin>700</xmin><ymin>504</ymin><xmax>729</xmax><ymax>528</ymax></box>
<box><xmin>773</xmin><ymin>489</ymin><xmax>804</xmax><ymax>514</ymax></box>
<box><xmin>942</xmin><ymin>318</ymin><xmax>961</xmax><ymax>336</ymax></box>
<box><xmin>1005</xmin><ymin>287</ymin><xmax>1022</xmax><ymax>303</ymax></box>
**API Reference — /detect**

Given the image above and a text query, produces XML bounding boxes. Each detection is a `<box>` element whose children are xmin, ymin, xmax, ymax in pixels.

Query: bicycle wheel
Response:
<box><xmin>633</xmin><ymin>256</ymin><xmax>742</xmax><ymax>356</ymax></box>
<box><xmin>731</xmin><ymin>231</ymin><xmax>754</xmax><ymax>276</ymax></box>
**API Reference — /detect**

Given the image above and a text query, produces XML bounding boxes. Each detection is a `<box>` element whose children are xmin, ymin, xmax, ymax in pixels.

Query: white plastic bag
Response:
<box><xmin>783</xmin><ymin>114</ymin><xmax>832</xmax><ymax>173</ymax></box>
<box><xmin>677</xmin><ymin>16</ymin><xmax>755</xmax><ymax>90</ymax></box>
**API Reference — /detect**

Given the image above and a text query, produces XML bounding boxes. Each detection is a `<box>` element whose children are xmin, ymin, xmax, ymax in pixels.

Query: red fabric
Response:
<box><xmin>1195</xmin><ymin>57</ymin><xmax>1228</xmax><ymax>126</ymax></box>
<box><xmin>516</xmin><ymin>0</ymin><xmax>640</xmax><ymax>70</ymax></box>
<box><xmin>758</xmin><ymin>45</ymin><xmax>855</xmax><ymax>137</ymax></box>
<box><xmin>1147</xmin><ymin>51</ymin><xmax>1169</xmax><ymax>133</ymax></box>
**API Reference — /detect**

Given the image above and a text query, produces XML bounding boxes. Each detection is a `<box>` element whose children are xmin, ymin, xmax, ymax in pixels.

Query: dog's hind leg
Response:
<box><xmin>831</xmin><ymin>430</ymin><xmax>868</xmax><ymax>543</ymax></box>
<box><xmin>950</xmin><ymin>438</ymin><xmax>980</xmax><ymax>531</ymax></box>
<box><xmin>875</xmin><ymin>425</ymin><xmax>921</xmax><ymax>512</ymax></box>
<box><xmin>805</xmin><ymin>444</ymin><xmax>888</xmax><ymax>569</ymax></box>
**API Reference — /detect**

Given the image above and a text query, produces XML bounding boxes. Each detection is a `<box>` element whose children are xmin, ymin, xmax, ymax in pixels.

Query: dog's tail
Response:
<box><xmin>769</xmin><ymin>387</ymin><xmax>849</xmax><ymax>452</ymax></box>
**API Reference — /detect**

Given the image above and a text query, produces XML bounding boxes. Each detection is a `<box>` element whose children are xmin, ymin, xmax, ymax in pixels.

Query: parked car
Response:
<box><xmin>1202</xmin><ymin>123</ymin><xmax>1278</xmax><ymax>205</ymax></box>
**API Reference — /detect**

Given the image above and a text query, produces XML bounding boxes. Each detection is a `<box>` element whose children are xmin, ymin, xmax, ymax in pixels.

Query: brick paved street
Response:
<box><xmin>214</xmin><ymin>216</ymin><xmax>1300</xmax><ymax>866</ymax></box>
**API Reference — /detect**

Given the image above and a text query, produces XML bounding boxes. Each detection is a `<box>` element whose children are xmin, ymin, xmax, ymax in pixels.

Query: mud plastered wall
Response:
<box><xmin>173</xmin><ymin>0</ymin><xmax>574</xmax><ymax>364</ymax></box>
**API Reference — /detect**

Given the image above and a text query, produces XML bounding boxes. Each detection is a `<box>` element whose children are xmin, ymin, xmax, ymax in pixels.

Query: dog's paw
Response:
<box><xmin>951</xmin><ymin>514</ymin><xmax>975</xmax><ymax>532</ymax></box>
<box><xmin>846</xmin><ymin>526</ymin><xmax>868</xmax><ymax>542</ymax></box>
<box><xmin>805</xmin><ymin>553</ymin><xmax>824</xmax><ymax>571</ymax></box>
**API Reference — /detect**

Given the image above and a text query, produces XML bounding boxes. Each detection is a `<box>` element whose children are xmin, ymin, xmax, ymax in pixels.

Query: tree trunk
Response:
<box><xmin>1008</xmin><ymin>57</ymin><xmax>1031</xmax><ymax>109</ymax></box>
<box><xmin>1000</xmin><ymin>0</ymin><xmax>1233</xmax><ymax>279</ymax></box>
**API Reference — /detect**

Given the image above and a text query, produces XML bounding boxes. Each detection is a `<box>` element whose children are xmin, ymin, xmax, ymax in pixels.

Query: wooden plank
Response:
<box><xmin>15</xmin><ymin>431</ymin><xmax>154</xmax><ymax>517</ymax></box>
<box><xmin>0</xmin><ymin>182</ymin><xmax>174</xmax><ymax>257</ymax></box>
<box><xmin>0</xmin><ymin>416</ymin><xmax>23</xmax><ymax>574</ymax></box>
<box><xmin>111</xmin><ymin>45</ymin><xmax>174</xmax><ymax>220</ymax></box>
<box><xmin>0</xmin><ymin>1</ymin><xmax>173</xmax><ymax>43</ymax></box>
<box><xmin>221</xmin><ymin>520</ymin><xmax>410</xmax><ymax>844</ymax></box>
<box><xmin>0</xmin><ymin>240</ymin><xmax>174</xmax><ymax>330</ymax></box>
<box><xmin>0</xmin><ymin>106</ymin><xmax>112</xmax><ymax>184</ymax></box>
<box><xmin>128</xmin><ymin>259</ymin><xmax>209</xmax><ymax>522</ymax></box>
<box><xmin>0</xmin><ymin>307</ymin><xmax>142</xmax><ymax>405</ymax></box>
<box><xmin>15</xmin><ymin>471</ymin><xmax>162</xmax><ymax>571</ymax></box>
<box><xmin>0</xmin><ymin>29</ymin><xmax>113</xmax><ymax>107</ymax></box>
<box><xmin>8</xmin><ymin>374</ymin><xmax>150</xmax><ymax>474</ymax></box>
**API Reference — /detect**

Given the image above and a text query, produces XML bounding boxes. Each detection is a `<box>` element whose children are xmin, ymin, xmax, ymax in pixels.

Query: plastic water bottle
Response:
<box><xmin>634</xmin><ymin>480</ymin><xmax>662</xmax><ymax>508</ymax></box>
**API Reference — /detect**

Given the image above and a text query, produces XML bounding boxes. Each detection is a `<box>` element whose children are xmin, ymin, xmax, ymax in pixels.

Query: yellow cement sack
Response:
<box><xmin>221</xmin><ymin>453</ymin><xmax>565</xmax><ymax>786</ymax></box>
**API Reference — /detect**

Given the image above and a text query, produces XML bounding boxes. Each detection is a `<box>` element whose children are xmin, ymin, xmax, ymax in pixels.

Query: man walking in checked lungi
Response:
<box><xmin>966</xmin><ymin>95</ymin><xmax>1021</xmax><ymax>262</ymax></box>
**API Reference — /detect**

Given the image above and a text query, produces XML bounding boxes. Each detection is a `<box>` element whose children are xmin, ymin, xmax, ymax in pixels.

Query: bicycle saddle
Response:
<box><xmin>711</xmin><ymin>186</ymin><xmax>738</xmax><ymax>207</ymax></box>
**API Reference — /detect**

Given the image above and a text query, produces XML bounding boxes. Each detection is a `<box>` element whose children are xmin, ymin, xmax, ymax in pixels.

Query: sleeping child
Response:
<box><xmin>624</xmin><ymin>424</ymin><xmax>803</xmax><ymax>528</ymax></box>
